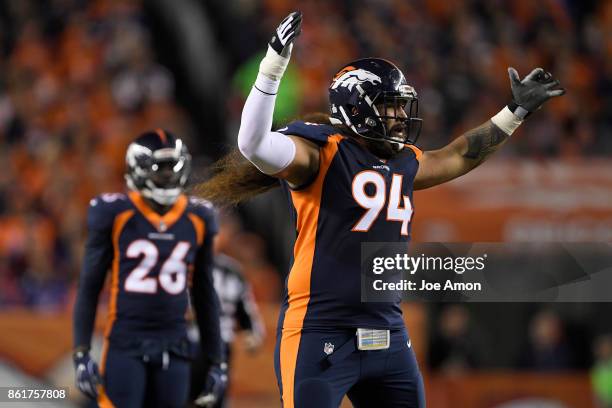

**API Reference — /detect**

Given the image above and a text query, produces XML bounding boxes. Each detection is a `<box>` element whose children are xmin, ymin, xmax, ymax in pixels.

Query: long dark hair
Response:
<box><xmin>192</xmin><ymin>113</ymin><xmax>341</xmax><ymax>206</ymax></box>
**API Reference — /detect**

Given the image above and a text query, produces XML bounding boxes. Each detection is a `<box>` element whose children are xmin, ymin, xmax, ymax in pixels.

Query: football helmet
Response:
<box><xmin>125</xmin><ymin>129</ymin><xmax>191</xmax><ymax>206</ymax></box>
<box><xmin>329</xmin><ymin>58</ymin><xmax>422</xmax><ymax>146</ymax></box>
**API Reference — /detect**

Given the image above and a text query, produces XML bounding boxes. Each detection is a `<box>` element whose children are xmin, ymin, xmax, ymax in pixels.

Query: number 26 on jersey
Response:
<box><xmin>124</xmin><ymin>240</ymin><xmax>191</xmax><ymax>294</ymax></box>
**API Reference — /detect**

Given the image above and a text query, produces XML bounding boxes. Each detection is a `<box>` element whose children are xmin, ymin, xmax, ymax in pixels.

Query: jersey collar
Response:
<box><xmin>128</xmin><ymin>191</ymin><xmax>188</xmax><ymax>232</ymax></box>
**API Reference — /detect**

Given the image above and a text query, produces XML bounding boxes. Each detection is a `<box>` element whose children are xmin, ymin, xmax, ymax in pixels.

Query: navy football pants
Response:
<box><xmin>275</xmin><ymin>328</ymin><xmax>425</xmax><ymax>408</ymax></box>
<box><xmin>99</xmin><ymin>346</ymin><xmax>190</xmax><ymax>408</ymax></box>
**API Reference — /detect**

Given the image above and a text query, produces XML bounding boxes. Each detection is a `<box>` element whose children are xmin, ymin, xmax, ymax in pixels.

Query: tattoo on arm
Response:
<box><xmin>414</xmin><ymin>120</ymin><xmax>509</xmax><ymax>191</ymax></box>
<box><xmin>462</xmin><ymin>121</ymin><xmax>509</xmax><ymax>164</ymax></box>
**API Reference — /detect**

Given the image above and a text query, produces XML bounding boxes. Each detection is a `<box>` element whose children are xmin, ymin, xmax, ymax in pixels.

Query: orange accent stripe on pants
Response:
<box><xmin>279</xmin><ymin>135</ymin><xmax>342</xmax><ymax>407</ymax></box>
<box><xmin>97</xmin><ymin>386</ymin><xmax>116</xmax><ymax>408</ymax></box>
<box><xmin>97</xmin><ymin>338</ymin><xmax>113</xmax><ymax>406</ymax></box>
<box><xmin>97</xmin><ymin>378</ymin><xmax>116</xmax><ymax>408</ymax></box>
<box><xmin>99</xmin><ymin>339</ymin><xmax>110</xmax><ymax>376</ymax></box>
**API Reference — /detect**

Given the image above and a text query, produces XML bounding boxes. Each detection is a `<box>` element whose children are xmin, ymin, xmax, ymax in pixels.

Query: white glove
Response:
<box><xmin>259</xmin><ymin>11</ymin><xmax>302</xmax><ymax>81</ymax></box>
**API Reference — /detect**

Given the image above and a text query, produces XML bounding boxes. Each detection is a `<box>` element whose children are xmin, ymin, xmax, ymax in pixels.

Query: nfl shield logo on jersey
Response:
<box><xmin>323</xmin><ymin>342</ymin><xmax>335</xmax><ymax>355</ymax></box>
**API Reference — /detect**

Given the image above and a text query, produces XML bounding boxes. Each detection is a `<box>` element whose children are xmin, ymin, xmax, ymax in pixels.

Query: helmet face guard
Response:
<box><xmin>329</xmin><ymin>58</ymin><xmax>423</xmax><ymax>148</ymax></box>
<box><xmin>125</xmin><ymin>130</ymin><xmax>191</xmax><ymax>206</ymax></box>
<box><xmin>368</xmin><ymin>89</ymin><xmax>423</xmax><ymax>145</ymax></box>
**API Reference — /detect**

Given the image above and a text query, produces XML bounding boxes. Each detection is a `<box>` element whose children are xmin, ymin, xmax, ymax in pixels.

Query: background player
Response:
<box><xmin>196</xmin><ymin>11</ymin><xmax>565</xmax><ymax>408</ymax></box>
<box><xmin>72</xmin><ymin>130</ymin><xmax>227</xmax><ymax>407</ymax></box>
<box><xmin>189</xmin><ymin>252</ymin><xmax>265</xmax><ymax>407</ymax></box>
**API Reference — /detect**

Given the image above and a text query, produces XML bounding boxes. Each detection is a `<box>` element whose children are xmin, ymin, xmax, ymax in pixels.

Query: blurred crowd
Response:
<box><xmin>429</xmin><ymin>305</ymin><xmax>612</xmax><ymax>374</ymax></box>
<box><xmin>428</xmin><ymin>304</ymin><xmax>612</xmax><ymax>402</ymax></box>
<box><xmin>0</xmin><ymin>0</ymin><xmax>185</xmax><ymax>308</ymax></box>
<box><xmin>231</xmin><ymin>0</ymin><xmax>611</xmax><ymax>156</ymax></box>
<box><xmin>0</xmin><ymin>0</ymin><xmax>279</xmax><ymax>309</ymax></box>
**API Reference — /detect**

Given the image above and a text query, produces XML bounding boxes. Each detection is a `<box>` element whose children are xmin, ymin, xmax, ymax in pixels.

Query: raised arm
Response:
<box><xmin>236</xmin><ymin>11</ymin><xmax>319</xmax><ymax>187</ymax></box>
<box><xmin>414</xmin><ymin>67</ymin><xmax>565</xmax><ymax>190</ymax></box>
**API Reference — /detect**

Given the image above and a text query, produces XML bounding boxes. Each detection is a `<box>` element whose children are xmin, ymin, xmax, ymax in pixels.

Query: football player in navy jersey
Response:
<box><xmin>196</xmin><ymin>11</ymin><xmax>566</xmax><ymax>408</ymax></box>
<box><xmin>189</xmin><ymin>253</ymin><xmax>265</xmax><ymax>408</ymax></box>
<box><xmin>73</xmin><ymin>130</ymin><xmax>226</xmax><ymax>408</ymax></box>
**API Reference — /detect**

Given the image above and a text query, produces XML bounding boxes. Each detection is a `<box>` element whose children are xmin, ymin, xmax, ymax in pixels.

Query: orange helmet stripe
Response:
<box><xmin>332</xmin><ymin>65</ymin><xmax>356</xmax><ymax>80</ymax></box>
<box><xmin>155</xmin><ymin>128</ymin><xmax>168</xmax><ymax>144</ymax></box>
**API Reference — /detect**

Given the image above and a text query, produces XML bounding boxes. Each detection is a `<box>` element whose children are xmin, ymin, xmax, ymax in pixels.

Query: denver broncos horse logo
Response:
<box><xmin>330</xmin><ymin>66</ymin><xmax>382</xmax><ymax>92</ymax></box>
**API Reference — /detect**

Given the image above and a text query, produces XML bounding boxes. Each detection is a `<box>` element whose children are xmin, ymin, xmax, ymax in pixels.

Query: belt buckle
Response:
<box><xmin>356</xmin><ymin>329</ymin><xmax>390</xmax><ymax>350</ymax></box>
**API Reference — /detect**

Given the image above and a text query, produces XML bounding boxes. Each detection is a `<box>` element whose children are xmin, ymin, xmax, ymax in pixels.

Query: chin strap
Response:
<box><xmin>355</xmin><ymin>125</ymin><xmax>407</xmax><ymax>153</ymax></box>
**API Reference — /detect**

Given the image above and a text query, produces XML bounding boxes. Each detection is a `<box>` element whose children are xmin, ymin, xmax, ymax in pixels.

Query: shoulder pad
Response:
<box><xmin>403</xmin><ymin>144</ymin><xmax>422</xmax><ymax>161</ymax></box>
<box><xmin>187</xmin><ymin>196</ymin><xmax>219</xmax><ymax>236</ymax></box>
<box><xmin>87</xmin><ymin>193</ymin><xmax>131</xmax><ymax>231</ymax></box>
<box><xmin>276</xmin><ymin>121</ymin><xmax>339</xmax><ymax>146</ymax></box>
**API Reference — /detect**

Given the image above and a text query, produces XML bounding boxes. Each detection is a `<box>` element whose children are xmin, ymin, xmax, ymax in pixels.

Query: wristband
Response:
<box><xmin>259</xmin><ymin>45</ymin><xmax>291</xmax><ymax>81</ymax></box>
<box><xmin>490</xmin><ymin>106</ymin><xmax>523</xmax><ymax>136</ymax></box>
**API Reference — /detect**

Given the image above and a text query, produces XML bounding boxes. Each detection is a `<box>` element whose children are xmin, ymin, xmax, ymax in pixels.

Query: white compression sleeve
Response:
<box><xmin>237</xmin><ymin>73</ymin><xmax>296</xmax><ymax>175</ymax></box>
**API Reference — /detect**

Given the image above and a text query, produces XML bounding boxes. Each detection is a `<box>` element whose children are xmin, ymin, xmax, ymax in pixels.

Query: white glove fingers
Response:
<box><xmin>283</xmin><ymin>28</ymin><xmax>300</xmax><ymax>46</ymax></box>
<box><xmin>281</xmin><ymin>15</ymin><xmax>302</xmax><ymax>40</ymax></box>
<box><xmin>279</xmin><ymin>19</ymin><xmax>293</xmax><ymax>38</ymax></box>
<box><xmin>278</xmin><ymin>14</ymin><xmax>293</xmax><ymax>30</ymax></box>
<box><xmin>278</xmin><ymin>12</ymin><xmax>300</xmax><ymax>38</ymax></box>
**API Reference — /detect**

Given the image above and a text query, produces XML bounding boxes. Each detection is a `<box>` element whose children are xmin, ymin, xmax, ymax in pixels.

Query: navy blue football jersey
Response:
<box><xmin>277</xmin><ymin>121</ymin><xmax>422</xmax><ymax>330</ymax></box>
<box><xmin>212</xmin><ymin>254</ymin><xmax>264</xmax><ymax>343</ymax></box>
<box><xmin>74</xmin><ymin>191</ymin><xmax>220</xmax><ymax>352</ymax></box>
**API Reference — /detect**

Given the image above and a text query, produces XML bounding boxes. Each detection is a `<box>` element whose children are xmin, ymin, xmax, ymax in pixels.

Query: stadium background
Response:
<box><xmin>0</xmin><ymin>0</ymin><xmax>611</xmax><ymax>406</ymax></box>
